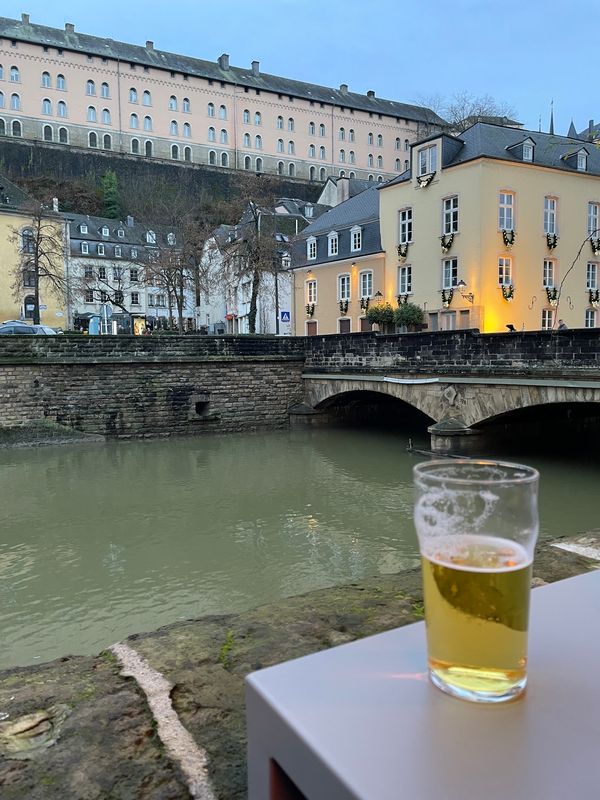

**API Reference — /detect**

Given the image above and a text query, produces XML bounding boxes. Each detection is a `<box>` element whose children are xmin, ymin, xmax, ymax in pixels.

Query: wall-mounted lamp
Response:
<box><xmin>306</xmin><ymin>269</ymin><xmax>313</xmax><ymax>276</ymax></box>
<box><xmin>457</xmin><ymin>279</ymin><xmax>474</xmax><ymax>303</ymax></box>
<box><xmin>374</xmin><ymin>290</ymin><xmax>384</xmax><ymax>303</ymax></box>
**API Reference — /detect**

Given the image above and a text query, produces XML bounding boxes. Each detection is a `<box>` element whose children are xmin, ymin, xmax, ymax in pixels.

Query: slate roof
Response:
<box><xmin>0</xmin><ymin>15</ymin><xmax>445</xmax><ymax>125</ymax></box>
<box><xmin>295</xmin><ymin>186</ymin><xmax>380</xmax><ymax>238</ymax></box>
<box><xmin>0</xmin><ymin>175</ymin><xmax>32</xmax><ymax>209</ymax></box>
<box><xmin>384</xmin><ymin>123</ymin><xmax>600</xmax><ymax>188</ymax></box>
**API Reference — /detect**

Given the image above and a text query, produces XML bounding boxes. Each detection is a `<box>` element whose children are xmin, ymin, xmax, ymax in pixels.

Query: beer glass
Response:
<box><xmin>413</xmin><ymin>460</ymin><xmax>539</xmax><ymax>703</ymax></box>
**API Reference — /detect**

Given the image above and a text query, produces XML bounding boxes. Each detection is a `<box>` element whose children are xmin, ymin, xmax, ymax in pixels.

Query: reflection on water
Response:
<box><xmin>0</xmin><ymin>427</ymin><xmax>597</xmax><ymax>669</ymax></box>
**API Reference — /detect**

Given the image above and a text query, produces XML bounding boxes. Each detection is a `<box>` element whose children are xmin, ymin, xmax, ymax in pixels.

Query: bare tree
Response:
<box><xmin>414</xmin><ymin>91</ymin><xmax>518</xmax><ymax>136</ymax></box>
<box><xmin>78</xmin><ymin>256</ymin><xmax>144</xmax><ymax>320</ymax></box>
<box><xmin>10</xmin><ymin>202</ymin><xmax>68</xmax><ymax>325</ymax></box>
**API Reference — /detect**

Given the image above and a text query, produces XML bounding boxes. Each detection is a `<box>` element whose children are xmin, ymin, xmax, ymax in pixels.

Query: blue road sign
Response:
<box><xmin>280</xmin><ymin>310</ymin><xmax>291</xmax><ymax>323</ymax></box>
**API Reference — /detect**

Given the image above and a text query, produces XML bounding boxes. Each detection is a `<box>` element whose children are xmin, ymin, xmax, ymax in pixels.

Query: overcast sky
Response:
<box><xmin>2</xmin><ymin>0</ymin><xmax>593</xmax><ymax>136</ymax></box>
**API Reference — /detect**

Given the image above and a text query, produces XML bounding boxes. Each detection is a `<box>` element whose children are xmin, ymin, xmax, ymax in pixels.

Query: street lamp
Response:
<box><xmin>457</xmin><ymin>280</ymin><xmax>474</xmax><ymax>303</ymax></box>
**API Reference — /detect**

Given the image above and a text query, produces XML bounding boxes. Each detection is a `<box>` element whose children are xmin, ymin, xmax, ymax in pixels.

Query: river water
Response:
<box><xmin>1</xmin><ymin>428</ymin><xmax>597</xmax><ymax>669</ymax></box>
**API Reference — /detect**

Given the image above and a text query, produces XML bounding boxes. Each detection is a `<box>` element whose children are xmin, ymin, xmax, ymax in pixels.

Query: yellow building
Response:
<box><xmin>379</xmin><ymin>123</ymin><xmax>600</xmax><ymax>332</ymax></box>
<box><xmin>0</xmin><ymin>180</ymin><xmax>67</xmax><ymax>326</ymax></box>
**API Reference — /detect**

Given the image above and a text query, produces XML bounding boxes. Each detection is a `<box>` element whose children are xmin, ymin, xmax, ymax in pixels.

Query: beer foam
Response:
<box><xmin>421</xmin><ymin>534</ymin><xmax>531</xmax><ymax>572</ymax></box>
<box><xmin>414</xmin><ymin>487</ymin><xmax>500</xmax><ymax>539</ymax></box>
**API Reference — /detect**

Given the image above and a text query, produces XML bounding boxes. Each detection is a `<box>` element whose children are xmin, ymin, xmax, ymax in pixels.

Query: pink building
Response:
<box><xmin>0</xmin><ymin>14</ymin><xmax>445</xmax><ymax>181</ymax></box>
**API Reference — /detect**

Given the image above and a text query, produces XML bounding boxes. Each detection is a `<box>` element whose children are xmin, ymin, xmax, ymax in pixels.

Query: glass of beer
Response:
<box><xmin>413</xmin><ymin>459</ymin><xmax>539</xmax><ymax>703</ymax></box>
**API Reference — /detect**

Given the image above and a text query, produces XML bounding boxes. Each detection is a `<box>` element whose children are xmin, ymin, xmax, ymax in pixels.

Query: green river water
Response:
<box><xmin>1</xmin><ymin>428</ymin><xmax>597</xmax><ymax>669</ymax></box>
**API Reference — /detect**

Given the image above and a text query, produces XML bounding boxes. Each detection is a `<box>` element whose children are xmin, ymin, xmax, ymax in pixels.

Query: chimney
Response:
<box><xmin>251</xmin><ymin>60</ymin><xmax>260</xmax><ymax>77</ymax></box>
<box><xmin>21</xmin><ymin>13</ymin><xmax>30</xmax><ymax>24</ymax></box>
<box><xmin>52</xmin><ymin>197</ymin><xmax>59</xmax><ymax>212</ymax></box>
<box><xmin>126</xmin><ymin>215</ymin><xmax>135</xmax><ymax>227</ymax></box>
<box><xmin>65</xmin><ymin>22</ymin><xmax>75</xmax><ymax>33</ymax></box>
<box><xmin>218</xmin><ymin>53</ymin><xmax>230</xmax><ymax>71</ymax></box>
<box><xmin>146</xmin><ymin>40</ymin><xmax>154</xmax><ymax>50</ymax></box>
<box><xmin>340</xmin><ymin>84</ymin><xmax>348</xmax><ymax>94</ymax></box>
<box><xmin>367</xmin><ymin>90</ymin><xmax>375</xmax><ymax>99</ymax></box>
<box><xmin>589</xmin><ymin>119</ymin><xmax>595</xmax><ymax>139</ymax></box>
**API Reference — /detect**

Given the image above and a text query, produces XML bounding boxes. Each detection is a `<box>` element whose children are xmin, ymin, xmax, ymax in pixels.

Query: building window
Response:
<box><xmin>255</xmin><ymin>157</ymin><xmax>263</xmax><ymax>172</ymax></box>
<box><xmin>541</xmin><ymin>308</ymin><xmax>554</xmax><ymax>330</ymax></box>
<box><xmin>367</xmin><ymin>132</ymin><xmax>374</xmax><ymax>145</ymax></box>
<box><xmin>56</xmin><ymin>74</ymin><xmax>66</xmax><ymax>90</ymax></box>
<box><xmin>377</xmin><ymin>134</ymin><xmax>383</xmax><ymax>147</ymax></box>
<box><xmin>86</xmin><ymin>79</ymin><xmax>95</xmax><ymax>95</ymax></box>
<box><xmin>308</xmin><ymin>121</ymin><xmax>315</xmax><ymax>135</ymax></box>
<box><xmin>87</xmin><ymin>106</ymin><xmax>97</xmax><ymax>122</ymax></box>
<box><xmin>308</xmin><ymin>144</ymin><xmax>316</xmax><ymax>158</ymax></box>
<box><xmin>97</xmin><ymin>243</ymin><xmax>105</xmax><ymax>256</ymax></box>
<box><xmin>142</xmin><ymin>90</ymin><xmax>152</xmax><ymax>106</ymax></box>
<box><xmin>418</xmin><ymin>144</ymin><xmax>437</xmax><ymax>176</ymax></box>
<box><xmin>129</xmin><ymin>87</ymin><xmax>137</xmax><ymax>103</ymax></box>
<box><xmin>221</xmin><ymin>151</ymin><xmax>229</xmax><ymax>167</ymax></box>
<box><xmin>208</xmin><ymin>150</ymin><xmax>216</xmax><ymax>165</ymax></box>
<box><xmin>367</xmin><ymin>154</ymin><xmax>374</xmax><ymax>167</ymax></box>
<box><xmin>319</xmin><ymin>146</ymin><xmax>326</xmax><ymax>160</ymax></box>
<box><xmin>398</xmin><ymin>264</ymin><xmax>412</xmax><ymax>294</ymax></box>
<box><xmin>171</xmin><ymin>143</ymin><xmax>180</xmax><ymax>159</ymax></box>
<box><xmin>377</xmin><ymin>155</ymin><xmax>383</xmax><ymax>168</ymax></box>
<box><xmin>338</xmin><ymin>273</ymin><xmax>350</xmax><ymax>300</ymax></box>
<box><xmin>208</xmin><ymin>102</ymin><xmax>215</xmax><ymax>117</ymax></box>
<box><xmin>10</xmin><ymin>93</ymin><xmax>20</xmax><ymax>110</ymax></box>
<box><xmin>499</xmin><ymin>191</ymin><xmax>514</xmax><ymax>231</ymax></box>
<box><xmin>287</xmin><ymin>117</ymin><xmax>294</xmax><ymax>131</ymax></box>
<box><xmin>220</xmin><ymin>129</ymin><xmax>228</xmax><ymax>144</ymax></box>
<box><xmin>339</xmin><ymin>149</ymin><xmax>345</xmax><ymax>163</ymax></box>
<box><xmin>144</xmin><ymin>115</ymin><xmax>152</xmax><ymax>131</ymax></box>
<box><xmin>395</xmin><ymin>158</ymin><xmax>401</xmax><ymax>171</ymax></box>
<box><xmin>181</xmin><ymin>97</ymin><xmax>189</xmax><ymax>113</ymax></box>
<box><xmin>586</xmin><ymin>262</ymin><xmax>598</xmax><ymax>290</ymax></box>
<box><xmin>42</xmin><ymin>98</ymin><xmax>52</xmax><ymax>115</ymax></box>
<box><xmin>57</xmin><ymin>101</ymin><xmax>67</xmax><ymax>117</ymax></box>
<box><xmin>169</xmin><ymin>120</ymin><xmax>178</xmax><ymax>136</ymax></box>
<box><xmin>101</xmin><ymin>82</ymin><xmax>109</xmax><ymax>98</ymax></box>
<box><xmin>404</xmin><ymin>159</ymin><xmax>409</xmax><ymax>171</ymax></box>
<box><xmin>523</xmin><ymin>143</ymin><xmax>533</xmax><ymax>162</ymax></box>
<box><xmin>544</xmin><ymin>196</ymin><xmax>557</xmax><ymax>234</ymax></box>
<box><xmin>585</xmin><ymin>308</ymin><xmax>596</xmax><ymax>328</ymax></box>
<box><xmin>183</xmin><ymin>122</ymin><xmax>191</xmax><ymax>137</ymax></box>
<box><xmin>128</xmin><ymin>113</ymin><xmax>138</xmax><ymax>129</ymax></box>
<box><xmin>10</xmin><ymin>120</ymin><xmax>22</xmax><ymax>136</ymax></box>
<box><xmin>0</xmin><ymin>92</ymin><xmax>4</xmax><ymax>109</ymax></box>
<box><xmin>543</xmin><ymin>259</ymin><xmax>555</xmax><ymax>288</ymax></box>
<box><xmin>443</xmin><ymin>195</ymin><xmax>459</xmax><ymax>234</ymax></box>
<box><xmin>21</xmin><ymin>228</ymin><xmax>35</xmax><ymax>254</ymax></box>
<box><xmin>103</xmin><ymin>134</ymin><xmax>112</xmax><ymax>150</ymax></box>
<box><xmin>88</xmin><ymin>131</ymin><xmax>98</xmax><ymax>148</ymax></box>
<box><xmin>169</xmin><ymin>95</ymin><xmax>177</xmax><ymax>111</ymax></box>
<box><xmin>307</xmin><ymin>280</ymin><xmax>317</xmax><ymax>304</ymax></box>
<box><xmin>255</xmin><ymin>111</ymin><xmax>262</xmax><ymax>125</ymax></box>
<box><xmin>10</xmin><ymin>66</ymin><xmax>20</xmax><ymax>82</ymax></box>
<box><xmin>58</xmin><ymin>126</ymin><xmax>68</xmax><ymax>143</ymax></box>
<box><xmin>208</xmin><ymin>126</ymin><xmax>216</xmax><ymax>142</ymax></box>
<box><xmin>81</xmin><ymin>241</ymin><xmax>89</xmax><ymax>254</ymax></box>
<box><xmin>328</xmin><ymin>232</ymin><xmax>339</xmax><ymax>256</ymax></box>
<box><xmin>243</xmin><ymin>133</ymin><xmax>251</xmax><ymax>147</ymax></box>
<box><xmin>351</xmin><ymin>226</ymin><xmax>362</xmax><ymax>252</ymax></box>
<box><xmin>405</xmin><ymin>138</ymin><xmax>410</xmax><ymax>151</ymax></box>
<box><xmin>41</xmin><ymin>71</ymin><xmax>51</xmax><ymax>88</ymax></box>
<box><xmin>131</xmin><ymin>292</ymin><xmax>140</xmax><ymax>305</ymax></box>
<box><xmin>395</xmin><ymin>137</ymin><xmax>401</xmax><ymax>150</ymax></box>
<box><xmin>339</xmin><ymin>127</ymin><xmax>345</xmax><ymax>140</ymax></box>
<box><xmin>578</xmin><ymin>152</ymin><xmax>588</xmax><ymax>172</ymax></box>
<box><xmin>102</xmin><ymin>108</ymin><xmax>111</xmax><ymax>124</ymax></box>
<box><xmin>399</xmin><ymin>208</ymin><xmax>413</xmax><ymax>244</ymax></box>
<box><xmin>114</xmin><ymin>245</ymin><xmax>122</xmax><ymax>257</ymax></box>
<box><xmin>85</xmin><ymin>289</ymin><xmax>94</xmax><ymax>303</ymax></box>
<box><xmin>219</xmin><ymin>104</ymin><xmax>227</xmax><ymax>120</ymax></box>
<box><xmin>252</xmin><ymin>134</ymin><xmax>261</xmax><ymax>149</ymax></box>
<box><xmin>117</xmin><ymin>229</ymin><xmax>125</xmax><ymax>238</ymax></box>
<box><xmin>348</xmin><ymin>129</ymin><xmax>355</xmax><ymax>142</ymax></box>
<box><xmin>288</xmin><ymin>140</ymin><xmax>295</xmax><ymax>155</ymax></box>
<box><xmin>587</xmin><ymin>202</ymin><xmax>599</xmax><ymax>236</ymax></box>
<box><xmin>359</xmin><ymin>271</ymin><xmax>373</xmax><ymax>298</ymax></box>
<box><xmin>498</xmin><ymin>256</ymin><xmax>512</xmax><ymax>286</ymax></box>
<box><xmin>319</xmin><ymin>124</ymin><xmax>325</xmax><ymax>137</ymax></box>
<box><xmin>307</xmin><ymin>237</ymin><xmax>317</xmax><ymax>260</ymax></box>
<box><xmin>131</xmin><ymin>137</ymin><xmax>140</xmax><ymax>154</ymax></box>
<box><xmin>442</xmin><ymin>257</ymin><xmax>458</xmax><ymax>289</ymax></box>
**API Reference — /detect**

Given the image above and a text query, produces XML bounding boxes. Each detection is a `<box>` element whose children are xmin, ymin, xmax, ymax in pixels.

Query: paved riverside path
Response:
<box><xmin>0</xmin><ymin>540</ymin><xmax>596</xmax><ymax>800</ymax></box>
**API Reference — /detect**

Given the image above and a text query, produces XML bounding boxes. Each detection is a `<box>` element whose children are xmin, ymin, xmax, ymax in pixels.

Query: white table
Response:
<box><xmin>246</xmin><ymin>570</ymin><xmax>600</xmax><ymax>799</ymax></box>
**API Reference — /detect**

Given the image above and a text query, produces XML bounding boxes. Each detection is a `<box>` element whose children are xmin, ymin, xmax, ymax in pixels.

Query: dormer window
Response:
<box><xmin>307</xmin><ymin>236</ymin><xmax>317</xmax><ymax>260</ymax></box>
<box><xmin>328</xmin><ymin>231</ymin><xmax>339</xmax><ymax>257</ymax></box>
<box><xmin>117</xmin><ymin>228</ymin><xmax>125</xmax><ymax>238</ymax></box>
<box><xmin>167</xmin><ymin>232</ymin><xmax>176</xmax><ymax>245</ymax></box>
<box><xmin>80</xmin><ymin>223</ymin><xmax>88</xmax><ymax>234</ymax></box>
<box><xmin>350</xmin><ymin>225</ymin><xmax>362</xmax><ymax>252</ymax></box>
<box><xmin>101</xmin><ymin>226</ymin><xmax>109</xmax><ymax>236</ymax></box>
<box><xmin>417</xmin><ymin>144</ymin><xmax>437</xmax><ymax>177</ymax></box>
<box><xmin>146</xmin><ymin>230</ymin><xmax>156</xmax><ymax>244</ymax></box>
<box><xmin>523</xmin><ymin>143</ymin><xmax>533</xmax><ymax>162</ymax></box>
<box><xmin>305</xmin><ymin>205</ymin><xmax>314</xmax><ymax>218</ymax></box>
<box><xmin>578</xmin><ymin>151</ymin><xmax>588</xmax><ymax>172</ymax></box>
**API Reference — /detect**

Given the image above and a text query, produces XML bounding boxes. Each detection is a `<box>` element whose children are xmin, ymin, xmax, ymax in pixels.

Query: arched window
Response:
<box><xmin>184</xmin><ymin>146</ymin><xmax>191</xmax><ymax>162</ymax></box>
<box><xmin>349</xmin><ymin>129</ymin><xmax>355</xmax><ymax>142</ymax></box>
<box><xmin>219</xmin><ymin>104</ymin><xmax>227</xmax><ymax>119</ymax></box>
<box><xmin>244</xmin><ymin>155</ymin><xmax>252</xmax><ymax>170</ymax></box>
<box><xmin>395</xmin><ymin>137</ymin><xmax>401</xmax><ymax>150</ymax></box>
<box><xmin>256</xmin><ymin>157</ymin><xmax>263</xmax><ymax>172</ymax></box>
<box><xmin>349</xmin><ymin>151</ymin><xmax>355</xmax><ymax>164</ymax></box>
<box><xmin>288</xmin><ymin>140</ymin><xmax>295</xmax><ymax>154</ymax></box>
<box><xmin>143</xmin><ymin>90</ymin><xmax>151</xmax><ymax>106</ymax></box>
<box><xmin>277</xmin><ymin>161</ymin><xmax>284</xmax><ymax>175</ymax></box>
<box><xmin>309</xmin><ymin>144</ymin><xmax>316</xmax><ymax>158</ymax></box>
<box><xmin>255</xmin><ymin>111</ymin><xmax>262</xmax><ymax>125</ymax></box>
<box><xmin>340</xmin><ymin>170</ymin><xmax>346</xmax><ymax>177</ymax></box>
<box><xmin>349</xmin><ymin>171</ymin><xmax>356</xmax><ymax>179</ymax></box>
<box><xmin>144</xmin><ymin>115</ymin><xmax>152</xmax><ymax>131</ymax></box>
<box><xmin>221</xmin><ymin>151</ymin><xmax>229</xmax><ymax>167</ymax></box>
<box><xmin>319</xmin><ymin>123</ymin><xmax>326</xmax><ymax>137</ymax></box>
<box><xmin>43</xmin><ymin>124</ymin><xmax>52</xmax><ymax>141</ymax></box>
<box><xmin>404</xmin><ymin>159</ymin><xmax>409</xmax><ymax>171</ymax></box>
<box><xmin>58</xmin><ymin>101</ymin><xmax>67</xmax><ymax>117</ymax></box>
<box><xmin>377</xmin><ymin>176</ymin><xmax>383</xmax><ymax>183</ymax></box>
<box><xmin>41</xmin><ymin>71</ymin><xmax>51</xmax><ymax>88</ymax></box>
<box><xmin>169</xmin><ymin>95</ymin><xmax>177</xmax><ymax>111</ymax></box>
<box><xmin>368</xmin><ymin>174</ymin><xmax>374</xmax><ymax>181</ymax></box>
<box><xmin>288</xmin><ymin>163</ymin><xmax>295</xmax><ymax>177</ymax></box>
<box><xmin>309</xmin><ymin>121</ymin><xmax>315</xmax><ymax>135</ymax></box>
<box><xmin>208</xmin><ymin>126</ymin><xmax>216</xmax><ymax>142</ymax></box>
<box><xmin>319</xmin><ymin>167</ymin><xmax>326</xmax><ymax>181</ymax></box>
<box><xmin>243</xmin><ymin>133</ymin><xmax>251</xmax><ymax>147</ymax></box>
<box><xmin>10</xmin><ymin>66</ymin><xmax>20</xmax><ymax>82</ymax></box>
<box><xmin>129</xmin><ymin>87</ymin><xmax>138</xmax><ymax>103</ymax></box>
<box><xmin>0</xmin><ymin>92</ymin><xmax>3</xmax><ymax>108</ymax></box>
<box><xmin>183</xmin><ymin>122</ymin><xmax>191</xmax><ymax>137</ymax></box>
<box><xmin>277</xmin><ymin>138</ymin><xmax>284</xmax><ymax>153</ymax></box>
<box><xmin>208</xmin><ymin>150</ymin><xmax>216</xmax><ymax>165</ymax></box>
<box><xmin>255</xmin><ymin>134</ymin><xmax>262</xmax><ymax>149</ymax></box>
<box><xmin>86</xmin><ymin>79</ymin><xmax>95</xmax><ymax>95</ymax></box>
<box><xmin>377</xmin><ymin>155</ymin><xmax>383</xmax><ymax>168</ymax></box>
<box><xmin>309</xmin><ymin>165</ymin><xmax>316</xmax><ymax>181</ymax></box>
<box><xmin>58</xmin><ymin>126</ymin><xmax>68</xmax><ymax>144</ymax></box>
<box><xmin>89</xmin><ymin>131</ymin><xmax>98</xmax><ymax>148</ymax></box>
<box><xmin>339</xmin><ymin>127</ymin><xmax>345</xmax><ymax>140</ymax></box>
<box><xmin>277</xmin><ymin>116</ymin><xmax>284</xmax><ymax>129</ymax></box>
<box><xmin>395</xmin><ymin>158</ymin><xmax>401</xmax><ymax>171</ymax></box>
<box><xmin>145</xmin><ymin>139</ymin><xmax>153</xmax><ymax>157</ymax></box>
<box><xmin>243</xmin><ymin>109</ymin><xmax>250</xmax><ymax>123</ymax></box>
<box><xmin>102</xmin><ymin>108</ymin><xmax>111</xmax><ymax>124</ymax></box>
<box><xmin>10</xmin><ymin>93</ymin><xmax>20</xmax><ymax>110</ymax></box>
<box><xmin>339</xmin><ymin>149</ymin><xmax>345</xmax><ymax>163</ymax></box>
<box><xmin>208</xmin><ymin>102</ymin><xmax>215</xmax><ymax>117</ymax></box>
<box><xmin>182</xmin><ymin>97</ymin><xmax>190</xmax><ymax>112</ymax></box>
<box><xmin>130</xmin><ymin>113</ymin><xmax>139</xmax><ymax>129</ymax></box>
<box><xmin>0</xmin><ymin>65</ymin><xmax>3</xmax><ymax>80</ymax></box>
<box><xmin>319</xmin><ymin>146</ymin><xmax>326</xmax><ymax>160</ymax></box>
<box><xmin>404</xmin><ymin>138</ymin><xmax>409</xmax><ymax>151</ymax></box>
<box><xmin>288</xmin><ymin>117</ymin><xmax>294</xmax><ymax>131</ymax></box>
<box><xmin>101</xmin><ymin>82</ymin><xmax>109</xmax><ymax>98</ymax></box>
<box><xmin>87</xmin><ymin>105</ymin><xmax>96</xmax><ymax>122</ymax></box>
<box><xmin>103</xmin><ymin>133</ymin><xmax>112</xmax><ymax>150</ymax></box>
<box><xmin>170</xmin><ymin>120</ymin><xmax>178</xmax><ymax>135</ymax></box>
<box><xmin>220</xmin><ymin>128</ymin><xmax>228</xmax><ymax>144</ymax></box>
<box><xmin>12</xmin><ymin>120</ymin><xmax>22</xmax><ymax>137</ymax></box>
<box><xmin>171</xmin><ymin>144</ymin><xmax>179</xmax><ymax>160</ymax></box>
<box><xmin>42</xmin><ymin>98</ymin><xmax>52</xmax><ymax>115</ymax></box>
<box><xmin>368</xmin><ymin>153</ymin><xmax>374</xmax><ymax>167</ymax></box>
<box><xmin>368</xmin><ymin>132</ymin><xmax>374</xmax><ymax>145</ymax></box>
<box><xmin>131</xmin><ymin>138</ymin><xmax>140</xmax><ymax>154</ymax></box>
<box><xmin>377</xmin><ymin>134</ymin><xmax>383</xmax><ymax>146</ymax></box>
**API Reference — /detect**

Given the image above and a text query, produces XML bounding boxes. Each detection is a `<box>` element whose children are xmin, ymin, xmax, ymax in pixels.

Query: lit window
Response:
<box><xmin>307</xmin><ymin>279</ymin><xmax>317</xmax><ymax>303</ymax></box>
<box><xmin>398</xmin><ymin>265</ymin><xmax>412</xmax><ymax>295</ymax></box>
<box><xmin>418</xmin><ymin>144</ymin><xmax>437</xmax><ymax>176</ymax></box>
<box><xmin>543</xmin><ymin>259</ymin><xmax>555</xmax><ymax>288</ymax></box>
<box><xmin>498</xmin><ymin>256</ymin><xmax>512</xmax><ymax>286</ymax></box>
<box><xmin>399</xmin><ymin>208</ymin><xmax>413</xmax><ymax>244</ymax></box>
<box><xmin>499</xmin><ymin>192</ymin><xmax>514</xmax><ymax>230</ymax></box>
<box><xmin>359</xmin><ymin>271</ymin><xmax>372</xmax><ymax>298</ymax></box>
<box><xmin>338</xmin><ymin>273</ymin><xmax>350</xmax><ymax>300</ymax></box>
<box><xmin>328</xmin><ymin>232</ymin><xmax>339</xmax><ymax>256</ymax></box>
<box><xmin>443</xmin><ymin>196</ymin><xmax>459</xmax><ymax>234</ymax></box>
<box><xmin>544</xmin><ymin>197</ymin><xmax>557</xmax><ymax>234</ymax></box>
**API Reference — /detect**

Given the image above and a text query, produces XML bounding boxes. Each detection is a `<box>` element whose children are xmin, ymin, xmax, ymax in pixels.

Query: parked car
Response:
<box><xmin>0</xmin><ymin>323</ymin><xmax>35</xmax><ymax>335</ymax></box>
<box><xmin>31</xmin><ymin>325</ymin><xmax>58</xmax><ymax>335</ymax></box>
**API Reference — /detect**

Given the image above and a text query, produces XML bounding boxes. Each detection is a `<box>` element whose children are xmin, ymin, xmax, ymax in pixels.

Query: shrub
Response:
<box><xmin>366</xmin><ymin>302</ymin><xmax>395</xmax><ymax>327</ymax></box>
<box><xmin>394</xmin><ymin>302</ymin><xmax>425</xmax><ymax>329</ymax></box>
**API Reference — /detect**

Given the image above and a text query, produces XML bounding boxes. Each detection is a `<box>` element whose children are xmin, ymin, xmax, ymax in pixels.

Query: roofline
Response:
<box><xmin>295</xmin><ymin>214</ymin><xmax>380</xmax><ymax>240</ymax></box>
<box><xmin>292</xmin><ymin>250</ymin><xmax>385</xmax><ymax>270</ymax></box>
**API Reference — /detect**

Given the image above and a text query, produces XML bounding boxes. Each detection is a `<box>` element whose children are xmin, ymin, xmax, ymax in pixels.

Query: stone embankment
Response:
<box><xmin>0</xmin><ymin>538</ymin><xmax>596</xmax><ymax>800</ymax></box>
